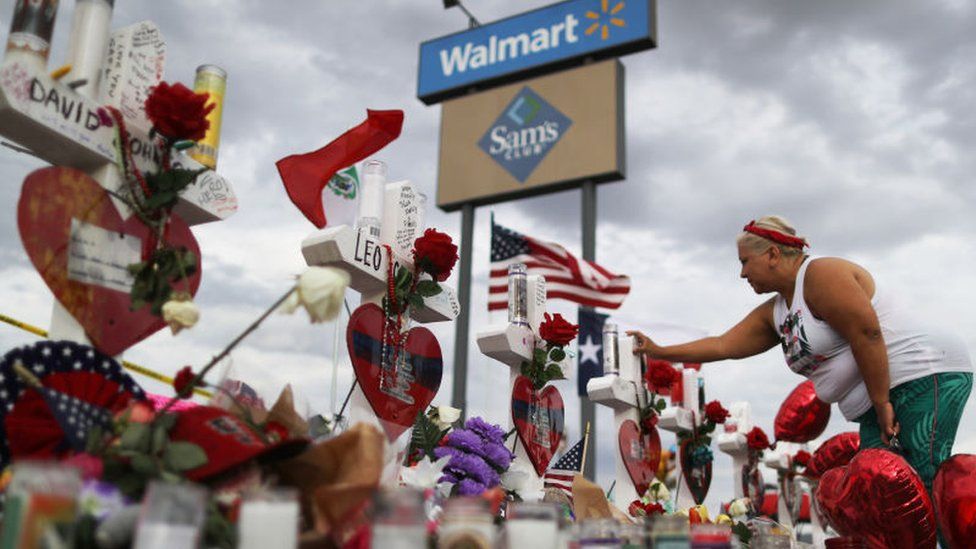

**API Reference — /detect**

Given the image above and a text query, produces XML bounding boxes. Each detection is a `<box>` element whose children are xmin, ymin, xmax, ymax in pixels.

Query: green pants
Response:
<box><xmin>855</xmin><ymin>372</ymin><xmax>973</xmax><ymax>492</ymax></box>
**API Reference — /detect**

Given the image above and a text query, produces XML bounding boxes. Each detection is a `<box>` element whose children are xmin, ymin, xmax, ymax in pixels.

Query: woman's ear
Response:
<box><xmin>767</xmin><ymin>245</ymin><xmax>781</xmax><ymax>266</ymax></box>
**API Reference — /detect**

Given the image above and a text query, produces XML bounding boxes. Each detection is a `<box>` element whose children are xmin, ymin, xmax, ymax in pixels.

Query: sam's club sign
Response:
<box><xmin>478</xmin><ymin>87</ymin><xmax>571</xmax><ymax>182</ymax></box>
<box><xmin>418</xmin><ymin>0</ymin><xmax>655</xmax><ymax>104</ymax></box>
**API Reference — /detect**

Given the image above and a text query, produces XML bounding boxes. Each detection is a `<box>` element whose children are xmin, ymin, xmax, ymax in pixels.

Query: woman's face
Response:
<box><xmin>738</xmin><ymin>242</ymin><xmax>773</xmax><ymax>293</ymax></box>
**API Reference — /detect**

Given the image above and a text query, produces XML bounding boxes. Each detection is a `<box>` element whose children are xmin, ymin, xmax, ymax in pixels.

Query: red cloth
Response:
<box><xmin>276</xmin><ymin>109</ymin><xmax>404</xmax><ymax>228</ymax></box>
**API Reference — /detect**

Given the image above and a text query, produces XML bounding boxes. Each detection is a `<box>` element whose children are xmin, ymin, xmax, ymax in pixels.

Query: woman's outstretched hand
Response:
<box><xmin>626</xmin><ymin>330</ymin><xmax>659</xmax><ymax>356</ymax></box>
<box><xmin>875</xmin><ymin>401</ymin><xmax>901</xmax><ymax>446</ymax></box>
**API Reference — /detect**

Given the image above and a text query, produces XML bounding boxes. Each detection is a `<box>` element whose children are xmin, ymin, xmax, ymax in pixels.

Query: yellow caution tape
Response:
<box><xmin>0</xmin><ymin>313</ymin><xmax>212</xmax><ymax>398</ymax></box>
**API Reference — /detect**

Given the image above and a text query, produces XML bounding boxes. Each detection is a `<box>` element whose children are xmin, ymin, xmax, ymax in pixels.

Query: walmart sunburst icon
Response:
<box><xmin>585</xmin><ymin>0</ymin><xmax>626</xmax><ymax>40</ymax></box>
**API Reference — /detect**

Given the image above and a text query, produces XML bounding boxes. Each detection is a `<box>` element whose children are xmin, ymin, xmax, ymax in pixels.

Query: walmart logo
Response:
<box><xmin>478</xmin><ymin>87</ymin><xmax>572</xmax><ymax>182</ymax></box>
<box><xmin>584</xmin><ymin>0</ymin><xmax>627</xmax><ymax>41</ymax></box>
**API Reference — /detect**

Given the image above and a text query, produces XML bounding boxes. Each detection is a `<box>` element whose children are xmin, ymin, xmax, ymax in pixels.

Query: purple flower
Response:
<box><xmin>465</xmin><ymin>417</ymin><xmax>506</xmax><ymax>444</ymax></box>
<box><xmin>482</xmin><ymin>441</ymin><xmax>514</xmax><ymax>470</ymax></box>
<box><xmin>447</xmin><ymin>429</ymin><xmax>485</xmax><ymax>456</ymax></box>
<box><xmin>457</xmin><ymin>478</ymin><xmax>488</xmax><ymax>496</ymax></box>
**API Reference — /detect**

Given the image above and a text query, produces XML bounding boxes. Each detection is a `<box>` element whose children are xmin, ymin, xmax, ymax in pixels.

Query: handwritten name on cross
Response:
<box><xmin>0</xmin><ymin>4</ymin><xmax>237</xmax><ymax>347</ymax></box>
<box><xmin>717</xmin><ymin>401</ymin><xmax>756</xmax><ymax>502</ymax></box>
<box><xmin>585</xmin><ymin>324</ymin><xmax>647</xmax><ymax>506</ymax></box>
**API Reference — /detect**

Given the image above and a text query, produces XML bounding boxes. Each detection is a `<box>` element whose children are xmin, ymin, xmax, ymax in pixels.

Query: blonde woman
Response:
<box><xmin>628</xmin><ymin>215</ymin><xmax>972</xmax><ymax>492</ymax></box>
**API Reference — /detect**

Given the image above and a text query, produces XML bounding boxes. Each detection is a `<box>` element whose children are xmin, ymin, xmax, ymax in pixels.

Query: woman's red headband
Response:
<box><xmin>742</xmin><ymin>221</ymin><xmax>809</xmax><ymax>249</ymax></box>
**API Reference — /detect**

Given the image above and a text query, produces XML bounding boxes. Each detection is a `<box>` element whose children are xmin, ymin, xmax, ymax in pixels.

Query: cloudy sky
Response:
<box><xmin>1</xmin><ymin>0</ymin><xmax>974</xmax><ymax>510</ymax></box>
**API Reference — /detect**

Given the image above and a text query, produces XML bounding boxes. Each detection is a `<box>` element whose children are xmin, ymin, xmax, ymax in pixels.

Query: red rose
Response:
<box><xmin>538</xmin><ymin>313</ymin><xmax>579</xmax><ymax>347</ymax></box>
<box><xmin>645</xmin><ymin>359</ymin><xmax>679</xmax><ymax>391</ymax></box>
<box><xmin>704</xmin><ymin>400</ymin><xmax>730</xmax><ymax>424</ymax></box>
<box><xmin>794</xmin><ymin>450</ymin><xmax>811</xmax><ymax>467</ymax></box>
<box><xmin>644</xmin><ymin>502</ymin><xmax>665</xmax><ymax>516</ymax></box>
<box><xmin>145</xmin><ymin>82</ymin><xmax>215</xmax><ymax>141</ymax></box>
<box><xmin>746</xmin><ymin>427</ymin><xmax>771</xmax><ymax>450</ymax></box>
<box><xmin>641</xmin><ymin>414</ymin><xmax>659</xmax><ymax>432</ymax></box>
<box><xmin>173</xmin><ymin>366</ymin><xmax>197</xmax><ymax>398</ymax></box>
<box><xmin>412</xmin><ymin>229</ymin><xmax>459</xmax><ymax>282</ymax></box>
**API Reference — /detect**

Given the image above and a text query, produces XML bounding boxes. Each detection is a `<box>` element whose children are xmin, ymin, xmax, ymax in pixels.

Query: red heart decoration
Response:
<box><xmin>678</xmin><ymin>438</ymin><xmax>712</xmax><ymax>505</ymax></box>
<box><xmin>17</xmin><ymin>167</ymin><xmax>201</xmax><ymax>356</ymax></box>
<box><xmin>346</xmin><ymin>303</ymin><xmax>443</xmax><ymax>441</ymax></box>
<box><xmin>816</xmin><ymin>448</ymin><xmax>936</xmax><ymax>548</ymax></box>
<box><xmin>775</xmin><ymin>380</ymin><xmax>831</xmax><ymax>443</ymax></box>
<box><xmin>511</xmin><ymin>375</ymin><xmax>565</xmax><ymax>476</ymax></box>
<box><xmin>933</xmin><ymin>454</ymin><xmax>976</xmax><ymax>548</ymax></box>
<box><xmin>805</xmin><ymin>432</ymin><xmax>859</xmax><ymax>478</ymax></box>
<box><xmin>618</xmin><ymin>419</ymin><xmax>661</xmax><ymax>495</ymax></box>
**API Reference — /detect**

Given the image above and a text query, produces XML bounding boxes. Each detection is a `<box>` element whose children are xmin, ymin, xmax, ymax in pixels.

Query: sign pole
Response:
<box><xmin>451</xmin><ymin>202</ymin><xmax>475</xmax><ymax>417</ymax></box>
<box><xmin>581</xmin><ymin>180</ymin><xmax>597</xmax><ymax>479</ymax></box>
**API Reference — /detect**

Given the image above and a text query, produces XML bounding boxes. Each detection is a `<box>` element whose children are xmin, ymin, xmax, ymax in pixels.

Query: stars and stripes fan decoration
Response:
<box><xmin>0</xmin><ymin>340</ymin><xmax>147</xmax><ymax>469</ymax></box>
<box><xmin>543</xmin><ymin>436</ymin><xmax>586</xmax><ymax>502</ymax></box>
<box><xmin>489</xmin><ymin>217</ymin><xmax>631</xmax><ymax>311</ymax></box>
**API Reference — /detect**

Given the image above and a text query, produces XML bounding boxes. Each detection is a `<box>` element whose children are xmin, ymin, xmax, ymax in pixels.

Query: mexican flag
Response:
<box><xmin>323</xmin><ymin>165</ymin><xmax>360</xmax><ymax>228</ymax></box>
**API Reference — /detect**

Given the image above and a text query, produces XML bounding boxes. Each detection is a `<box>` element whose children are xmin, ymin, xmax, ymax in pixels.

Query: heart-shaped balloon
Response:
<box><xmin>618</xmin><ymin>419</ymin><xmax>661</xmax><ymax>495</ymax></box>
<box><xmin>17</xmin><ymin>167</ymin><xmax>202</xmax><ymax>356</ymax></box>
<box><xmin>816</xmin><ymin>449</ymin><xmax>936</xmax><ymax>548</ymax></box>
<box><xmin>775</xmin><ymin>380</ymin><xmax>831</xmax><ymax>443</ymax></box>
<box><xmin>805</xmin><ymin>432</ymin><xmax>859</xmax><ymax>478</ymax></box>
<box><xmin>933</xmin><ymin>454</ymin><xmax>976</xmax><ymax>548</ymax></box>
<box><xmin>678</xmin><ymin>438</ymin><xmax>712</xmax><ymax>505</ymax></box>
<box><xmin>511</xmin><ymin>376</ymin><xmax>565</xmax><ymax>476</ymax></box>
<box><xmin>346</xmin><ymin>303</ymin><xmax>443</xmax><ymax>441</ymax></box>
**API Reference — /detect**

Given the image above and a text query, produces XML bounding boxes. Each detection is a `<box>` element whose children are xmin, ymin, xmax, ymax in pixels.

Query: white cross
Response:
<box><xmin>656</xmin><ymin>364</ymin><xmax>707</xmax><ymax>510</ymax></box>
<box><xmin>717</xmin><ymin>401</ymin><xmax>758</xmax><ymax>503</ymax></box>
<box><xmin>475</xmin><ymin>270</ymin><xmax>567</xmax><ymax>495</ymax></box>
<box><xmin>300</xmin><ymin>163</ymin><xmax>459</xmax><ymax>485</ymax></box>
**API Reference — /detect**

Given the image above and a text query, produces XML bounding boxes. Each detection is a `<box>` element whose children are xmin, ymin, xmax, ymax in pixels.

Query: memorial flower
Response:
<box><xmin>173</xmin><ymin>366</ymin><xmax>197</xmax><ymax>398</ymax></box>
<box><xmin>412</xmin><ymin>228</ymin><xmax>458</xmax><ymax>282</ymax></box>
<box><xmin>704</xmin><ymin>400</ymin><xmax>730</xmax><ymax>424</ymax></box>
<box><xmin>280</xmin><ymin>266</ymin><xmax>350</xmax><ymax>323</ymax></box>
<box><xmin>628</xmin><ymin>499</ymin><xmax>665</xmax><ymax>518</ymax></box>
<box><xmin>793</xmin><ymin>449</ymin><xmax>811</xmax><ymax>468</ymax></box>
<box><xmin>161</xmin><ymin>294</ymin><xmax>200</xmax><ymax>334</ymax></box>
<box><xmin>746</xmin><ymin>426</ymin><xmax>771</xmax><ymax>451</ymax></box>
<box><xmin>145</xmin><ymin>81</ymin><xmax>215</xmax><ymax>142</ymax></box>
<box><xmin>645</xmin><ymin>359</ymin><xmax>680</xmax><ymax>392</ymax></box>
<box><xmin>401</xmin><ymin>455</ymin><xmax>451</xmax><ymax>490</ymax></box>
<box><xmin>538</xmin><ymin>313</ymin><xmax>579</xmax><ymax>346</ymax></box>
<box><xmin>431</xmin><ymin>405</ymin><xmax>461</xmax><ymax>430</ymax></box>
<box><xmin>433</xmin><ymin>417</ymin><xmax>514</xmax><ymax>496</ymax></box>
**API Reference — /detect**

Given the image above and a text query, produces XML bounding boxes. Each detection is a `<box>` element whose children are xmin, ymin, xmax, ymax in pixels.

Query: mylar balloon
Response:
<box><xmin>933</xmin><ymin>454</ymin><xmax>976</xmax><ymax>548</ymax></box>
<box><xmin>774</xmin><ymin>380</ymin><xmax>831</xmax><ymax>443</ymax></box>
<box><xmin>816</xmin><ymin>449</ymin><xmax>936</xmax><ymax>548</ymax></box>
<box><xmin>805</xmin><ymin>432</ymin><xmax>860</xmax><ymax>478</ymax></box>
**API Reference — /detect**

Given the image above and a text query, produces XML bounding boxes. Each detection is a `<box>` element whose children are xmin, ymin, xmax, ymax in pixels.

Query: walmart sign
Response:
<box><xmin>418</xmin><ymin>0</ymin><xmax>655</xmax><ymax>104</ymax></box>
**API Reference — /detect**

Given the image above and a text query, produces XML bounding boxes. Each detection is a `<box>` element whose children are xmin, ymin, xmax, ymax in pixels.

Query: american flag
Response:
<box><xmin>489</xmin><ymin>218</ymin><xmax>631</xmax><ymax>311</ymax></box>
<box><xmin>543</xmin><ymin>437</ymin><xmax>586</xmax><ymax>501</ymax></box>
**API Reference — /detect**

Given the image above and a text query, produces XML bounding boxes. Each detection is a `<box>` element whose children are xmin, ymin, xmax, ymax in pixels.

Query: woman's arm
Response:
<box><xmin>804</xmin><ymin>259</ymin><xmax>899</xmax><ymax>443</ymax></box>
<box><xmin>627</xmin><ymin>299</ymin><xmax>780</xmax><ymax>363</ymax></box>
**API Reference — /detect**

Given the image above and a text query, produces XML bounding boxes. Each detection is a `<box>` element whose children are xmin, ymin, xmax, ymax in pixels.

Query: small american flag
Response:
<box><xmin>543</xmin><ymin>437</ymin><xmax>586</xmax><ymax>501</ymax></box>
<box><xmin>489</xmin><ymin>218</ymin><xmax>631</xmax><ymax>311</ymax></box>
<box><xmin>41</xmin><ymin>387</ymin><xmax>113</xmax><ymax>451</ymax></box>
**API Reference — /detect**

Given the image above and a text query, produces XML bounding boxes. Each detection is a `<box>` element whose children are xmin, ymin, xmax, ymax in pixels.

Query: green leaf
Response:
<box><xmin>415</xmin><ymin>280</ymin><xmax>442</xmax><ymax>297</ymax></box>
<box><xmin>151</xmin><ymin>425</ymin><xmax>168</xmax><ymax>453</ymax></box>
<box><xmin>655</xmin><ymin>398</ymin><xmax>668</xmax><ymax>411</ymax></box>
<box><xmin>549</xmin><ymin>348</ymin><xmax>566</xmax><ymax>362</ymax></box>
<box><xmin>534</xmin><ymin>348</ymin><xmax>547</xmax><ymax>364</ymax></box>
<box><xmin>120</xmin><ymin>423</ymin><xmax>151</xmax><ymax>452</ymax></box>
<box><xmin>544</xmin><ymin>363</ymin><xmax>565</xmax><ymax>380</ymax></box>
<box><xmin>163</xmin><ymin>441</ymin><xmax>208</xmax><ymax>471</ymax></box>
<box><xmin>114</xmin><ymin>472</ymin><xmax>146</xmax><ymax>498</ymax></box>
<box><xmin>155</xmin><ymin>413</ymin><xmax>178</xmax><ymax>431</ymax></box>
<box><xmin>732</xmin><ymin>521</ymin><xmax>752</xmax><ymax>544</ymax></box>
<box><xmin>407</xmin><ymin>293</ymin><xmax>424</xmax><ymax>310</ymax></box>
<box><xmin>131</xmin><ymin>454</ymin><xmax>158</xmax><ymax>476</ymax></box>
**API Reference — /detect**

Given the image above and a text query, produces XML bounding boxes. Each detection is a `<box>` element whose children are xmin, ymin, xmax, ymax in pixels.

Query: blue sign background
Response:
<box><xmin>418</xmin><ymin>0</ymin><xmax>654</xmax><ymax>104</ymax></box>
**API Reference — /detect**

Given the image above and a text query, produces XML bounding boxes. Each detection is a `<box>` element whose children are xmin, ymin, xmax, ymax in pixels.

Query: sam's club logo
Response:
<box><xmin>478</xmin><ymin>87</ymin><xmax>571</xmax><ymax>182</ymax></box>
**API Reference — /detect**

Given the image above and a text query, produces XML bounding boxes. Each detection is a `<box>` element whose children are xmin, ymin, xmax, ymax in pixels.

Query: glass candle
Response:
<box><xmin>505</xmin><ymin>501</ymin><xmax>559</xmax><ymax>549</ymax></box>
<box><xmin>507</xmin><ymin>263</ymin><xmax>528</xmax><ymax>327</ymax></box>
<box><xmin>357</xmin><ymin>159</ymin><xmax>386</xmax><ymax>237</ymax></box>
<box><xmin>133</xmin><ymin>482</ymin><xmax>207</xmax><ymax>549</ymax></box>
<box><xmin>438</xmin><ymin>497</ymin><xmax>495</xmax><ymax>549</ymax></box>
<box><xmin>371</xmin><ymin>488</ymin><xmax>428</xmax><ymax>549</ymax></box>
<box><xmin>237</xmin><ymin>488</ymin><xmax>300</xmax><ymax>549</ymax></box>
<box><xmin>602</xmin><ymin>321</ymin><xmax>619</xmax><ymax>375</ymax></box>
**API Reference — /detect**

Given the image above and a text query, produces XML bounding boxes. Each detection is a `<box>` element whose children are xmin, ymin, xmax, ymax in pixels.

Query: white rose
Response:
<box><xmin>400</xmin><ymin>455</ymin><xmax>451</xmax><ymax>490</ymax></box>
<box><xmin>433</xmin><ymin>405</ymin><xmax>461</xmax><ymax>429</ymax></box>
<box><xmin>162</xmin><ymin>299</ymin><xmax>199</xmax><ymax>335</ymax></box>
<box><xmin>648</xmin><ymin>479</ymin><xmax>670</xmax><ymax>502</ymax></box>
<box><xmin>728</xmin><ymin>497</ymin><xmax>751</xmax><ymax>518</ymax></box>
<box><xmin>280</xmin><ymin>267</ymin><xmax>350</xmax><ymax>323</ymax></box>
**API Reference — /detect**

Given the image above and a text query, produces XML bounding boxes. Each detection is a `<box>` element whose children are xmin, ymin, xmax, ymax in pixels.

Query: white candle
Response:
<box><xmin>357</xmin><ymin>160</ymin><xmax>387</xmax><ymax>237</ymax></box>
<box><xmin>682</xmin><ymin>368</ymin><xmax>700</xmax><ymax>418</ymax></box>
<box><xmin>237</xmin><ymin>500</ymin><xmax>299</xmax><ymax>549</ymax></box>
<box><xmin>506</xmin><ymin>519</ymin><xmax>558</xmax><ymax>549</ymax></box>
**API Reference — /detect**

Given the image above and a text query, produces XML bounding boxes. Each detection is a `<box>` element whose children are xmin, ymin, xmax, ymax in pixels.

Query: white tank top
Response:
<box><xmin>773</xmin><ymin>256</ymin><xmax>972</xmax><ymax>420</ymax></box>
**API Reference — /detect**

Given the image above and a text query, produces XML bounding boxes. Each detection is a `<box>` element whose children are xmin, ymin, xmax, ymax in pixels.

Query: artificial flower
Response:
<box><xmin>641</xmin><ymin>413</ymin><xmax>659</xmax><ymax>432</ymax></box>
<box><xmin>400</xmin><ymin>455</ymin><xmax>451</xmax><ymax>490</ymax></box>
<box><xmin>500</xmin><ymin>457</ymin><xmax>545</xmax><ymax>501</ymax></box>
<box><xmin>716</xmin><ymin>514</ymin><xmax>733</xmax><ymax>525</ymax></box>
<box><xmin>746</xmin><ymin>427</ymin><xmax>771</xmax><ymax>451</ymax></box>
<box><xmin>412</xmin><ymin>228</ymin><xmax>458</xmax><ymax>282</ymax></box>
<box><xmin>628</xmin><ymin>499</ymin><xmax>665</xmax><ymax>518</ymax></box>
<box><xmin>645</xmin><ymin>359</ymin><xmax>680</xmax><ymax>391</ymax></box>
<box><xmin>645</xmin><ymin>479</ymin><xmax>670</xmax><ymax>502</ymax></box>
<box><xmin>704</xmin><ymin>400</ymin><xmax>730</xmax><ymax>424</ymax></box>
<box><xmin>173</xmin><ymin>366</ymin><xmax>197</xmax><ymax>398</ymax></box>
<box><xmin>432</xmin><ymin>405</ymin><xmax>461</xmax><ymax>430</ymax></box>
<box><xmin>279</xmin><ymin>266</ymin><xmax>350</xmax><ymax>323</ymax></box>
<box><xmin>64</xmin><ymin>453</ymin><xmax>104</xmax><ymax>481</ymax></box>
<box><xmin>794</xmin><ymin>449</ymin><xmax>811</xmax><ymax>467</ymax></box>
<box><xmin>145</xmin><ymin>81</ymin><xmax>215</xmax><ymax>141</ymax></box>
<box><xmin>538</xmin><ymin>313</ymin><xmax>579</xmax><ymax>346</ymax></box>
<box><xmin>728</xmin><ymin>497</ymin><xmax>751</xmax><ymax>518</ymax></box>
<box><xmin>161</xmin><ymin>296</ymin><xmax>199</xmax><ymax>335</ymax></box>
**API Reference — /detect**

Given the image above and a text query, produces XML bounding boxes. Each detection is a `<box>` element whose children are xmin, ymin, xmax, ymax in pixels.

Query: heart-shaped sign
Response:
<box><xmin>17</xmin><ymin>167</ymin><xmax>201</xmax><ymax>356</ymax></box>
<box><xmin>346</xmin><ymin>303</ymin><xmax>443</xmax><ymax>441</ymax></box>
<box><xmin>933</xmin><ymin>454</ymin><xmax>976</xmax><ymax>548</ymax></box>
<box><xmin>512</xmin><ymin>375</ymin><xmax>564</xmax><ymax>477</ymax></box>
<box><xmin>618</xmin><ymin>419</ymin><xmax>661</xmax><ymax>495</ymax></box>
<box><xmin>816</xmin><ymin>448</ymin><xmax>936</xmax><ymax>548</ymax></box>
<box><xmin>678</xmin><ymin>438</ymin><xmax>712</xmax><ymax>505</ymax></box>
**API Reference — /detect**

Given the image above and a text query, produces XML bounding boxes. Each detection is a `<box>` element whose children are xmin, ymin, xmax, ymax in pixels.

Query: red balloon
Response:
<box><xmin>774</xmin><ymin>381</ymin><xmax>831</xmax><ymax>443</ymax></box>
<box><xmin>816</xmin><ymin>449</ymin><xmax>936</xmax><ymax>548</ymax></box>
<box><xmin>933</xmin><ymin>454</ymin><xmax>976</xmax><ymax>548</ymax></box>
<box><xmin>805</xmin><ymin>432</ymin><xmax>860</xmax><ymax>478</ymax></box>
